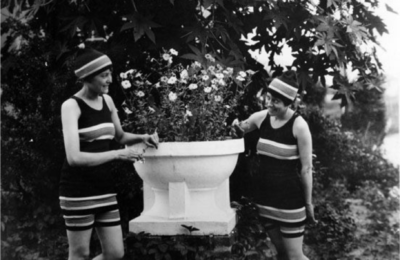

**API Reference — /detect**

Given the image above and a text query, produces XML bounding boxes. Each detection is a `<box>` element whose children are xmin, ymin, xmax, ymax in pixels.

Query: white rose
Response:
<box><xmin>126</xmin><ymin>69</ymin><xmax>135</xmax><ymax>75</ymax></box>
<box><xmin>162</xmin><ymin>53</ymin><xmax>171</xmax><ymax>61</ymax></box>
<box><xmin>246</xmin><ymin>69</ymin><xmax>256</xmax><ymax>75</ymax></box>
<box><xmin>189</xmin><ymin>83</ymin><xmax>198</xmax><ymax>90</ymax></box>
<box><xmin>236</xmin><ymin>76</ymin><xmax>245</xmax><ymax>81</ymax></box>
<box><xmin>204</xmin><ymin>87</ymin><xmax>212</xmax><ymax>93</ymax></box>
<box><xmin>168</xmin><ymin>92</ymin><xmax>177</xmax><ymax>102</ymax></box>
<box><xmin>215</xmin><ymin>73</ymin><xmax>224</xmax><ymax>79</ymax></box>
<box><xmin>214</xmin><ymin>95</ymin><xmax>222</xmax><ymax>102</ymax></box>
<box><xmin>169</xmin><ymin>49</ymin><xmax>178</xmax><ymax>56</ymax></box>
<box><xmin>167</xmin><ymin>76</ymin><xmax>177</xmax><ymax>84</ymax></box>
<box><xmin>120</xmin><ymin>72</ymin><xmax>127</xmax><ymax>79</ymax></box>
<box><xmin>136</xmin><ymin>91</ymin><xmax>145</xmax><ymax>97</ymax></box>
<box><xmin>238</xmin><ymin>71</ymin><xmax>247</xmax><ymax>77</ymax></box>
<box><xmin>123</xmin><ymin>107</ymin><xmax>133</xmax><ymax>114</ymax></box>
<box><xmin>192</xmin><ymin>61</ymin><xmax>202</xmax><ymax>68</ymax></box>
<box><xmin>180</xmin><ymin>69</ymin><xmax>189</xmax><ymax>80</ymax></box>
<box><xmin>160</xmin><ymin>76</ymin><xmax>169</xmax><ymax>83</ymax></box>
<box><xmin>121</xmin><ymin>80</ymin><xmax>131</xmax><ymax>89</ymax></box>
<box><xmin>202</xmin><ymin>75</ymin><xmax>210</xmax><ymax>81</ymax></box>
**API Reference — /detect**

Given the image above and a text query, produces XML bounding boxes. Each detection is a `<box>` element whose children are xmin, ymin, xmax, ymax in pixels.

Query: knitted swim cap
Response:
<box><xmin>74</xmin><ymin>49</ymin><xmax>112</xmax><ymax>79</ymax></box>
<box><xmin>267</xmin><ymin>70</ymin><xmax>299</xmax><ymax>104</ymax></box>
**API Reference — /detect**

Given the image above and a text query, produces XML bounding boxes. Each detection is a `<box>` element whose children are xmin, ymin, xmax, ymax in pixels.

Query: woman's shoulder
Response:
<box><xmin>293</xmin><ymin>113</ymin><xmax>310</xmax><ymax>135</ymax></box>
<box><xmin>250</xmin><ymin>109</ymin><xmax>268</xmax><ymax>121</ymax></box>
<box><xmin>62</xmin><ymin>97</ymin><xmax>79</xmax><ymax>109</ymax></box>
<box><xmin>247</xmin><ymin>109</ymin><xmax>268</xmax><ymax>129</ymax></box>
<box><xmin>102</xmin><ymin>94</ymin><xmax>115</xmax><ymax>111</ymax></box>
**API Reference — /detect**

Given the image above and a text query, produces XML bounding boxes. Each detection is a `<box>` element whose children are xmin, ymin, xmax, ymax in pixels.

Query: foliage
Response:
<box><xmin>1</xmin><ymin>18</ymin><xmax>72</xmax><ymax>260</ymax></box>
<box><xmin>303</xmin><ymin>106</ymin><xmax>399</xmax><ymax>191</ymax></box>
<box><xmin>340</xmin><ymin>76</ymin><xmax>387</xmax><ymax>146</ymax></box>
<box><xmin>305</xmin><ymin>176</ymin><xmax>358</xmax><ymax>259</ymax></box>
<box><xmin>1</xmin><ymin>0</ymin><xmax>393</xmax><ymax>107</ymax></box>
<box><xmin>1</xmin><ymin>191</ymin><xmax>68</xmax><ymax>260</ymax></box>
<box><xmin>349</xmin><ymin>181</ymin><xmax>400</xmax><ymax>259</ymax></box>
<box><xmin>231</xmin><ymin>198</ymin><xmax>277</xmax><ymax>259</ymax></box>
<box><xmin>119</xmin><ymin>48</ymin><xmax>254</xmax><ymax>141</ymax></box>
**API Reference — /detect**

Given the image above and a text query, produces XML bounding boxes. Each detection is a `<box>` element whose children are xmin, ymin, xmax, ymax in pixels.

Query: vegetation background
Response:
<box><xmin>1</xmin><ymin>0</ymin><xmax>399</xmax><ymax>259</ymax></box>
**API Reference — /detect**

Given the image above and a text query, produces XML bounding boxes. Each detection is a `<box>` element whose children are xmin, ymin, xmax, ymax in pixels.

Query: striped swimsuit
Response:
<box><xmin>59</xmin><ymin>95</ymin><xmax>120</xmax><ymax>231</ymax></box>
<box><xmin>253</xmin><ymin>112</ymin><xmax>306</xmax><ymax>238</ymax></box>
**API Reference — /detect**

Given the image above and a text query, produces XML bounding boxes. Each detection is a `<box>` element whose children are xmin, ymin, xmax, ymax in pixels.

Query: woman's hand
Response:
<box><xmin>230</xmin><ymin>119</ymin><xmax>245</xmax><ymax>138</ymax></box>
<box><xmin>143</xmin><ymin>129</ymin><xmax>159</xmax><ymax>149</ymax></box>
<box><xmin>306</xmin><ymin>203</ymin><xmax>318</xmax><ymax>224</ymax></box>
<box><xmin>117</xmin><ymin>147</ymin><xmax>144</xmax><ymax>162</ymax></box>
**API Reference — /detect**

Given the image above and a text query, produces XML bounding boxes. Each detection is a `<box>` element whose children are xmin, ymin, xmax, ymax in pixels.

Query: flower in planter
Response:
<box><xmin>119</xmin><ymin>49</ymin><xmax>254</xmax><ymax>142</ymax></box>
<box><xmin>389</xmin><ymin>186</ymin><xmax>400</xmax><ymax>199</ymax></box>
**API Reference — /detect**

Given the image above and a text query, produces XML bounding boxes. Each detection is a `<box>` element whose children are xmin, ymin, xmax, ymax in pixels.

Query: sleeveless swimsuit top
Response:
<box><xmin>256</xmin><ymin>112</ymin><xmax>300</xmax><ymax>173</ymax></box>
<box><xmin>59</xmin><ymin>95</ymin><xmax>116</xmax><ymax>198</ymax></box>
<box><xmin>72</xmin><ymin>96</ymin><xmax>116</xmax><ymax>152</ymax></box>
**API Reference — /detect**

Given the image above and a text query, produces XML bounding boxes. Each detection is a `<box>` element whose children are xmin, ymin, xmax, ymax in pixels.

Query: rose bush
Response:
<box><xmin>119</xmin><ymin>49</ymin><xmax>254</xmax><ymax>142</ymax></box>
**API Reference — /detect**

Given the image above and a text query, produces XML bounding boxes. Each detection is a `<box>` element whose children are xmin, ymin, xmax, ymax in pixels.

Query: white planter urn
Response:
<box><xmin>129</xmin><ymin>138</ymin><xmax>244</xmax><ymax>236</ymax></box>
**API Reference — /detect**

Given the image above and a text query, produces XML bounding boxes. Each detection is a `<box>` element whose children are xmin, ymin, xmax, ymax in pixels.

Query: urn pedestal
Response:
<box><xmin>129</xmin><ymin>139</ymin><xmax>244</xmax><ymax>236</ymax></box>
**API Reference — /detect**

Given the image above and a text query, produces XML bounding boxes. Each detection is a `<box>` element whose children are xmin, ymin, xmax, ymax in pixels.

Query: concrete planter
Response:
<box><xmin>129</xmin><ymin>138</ymin><xmax>244</xmax><ymax>236</ymax></box>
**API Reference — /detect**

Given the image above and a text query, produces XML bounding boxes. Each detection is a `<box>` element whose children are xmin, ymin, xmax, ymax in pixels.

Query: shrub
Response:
<box><xmin>303</xmin><ymin>106</ymin><xmax>398</xmax><ymax>191</ymax></box>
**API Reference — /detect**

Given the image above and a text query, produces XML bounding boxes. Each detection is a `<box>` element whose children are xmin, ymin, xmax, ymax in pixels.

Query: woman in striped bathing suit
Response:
<box><xmin>233</xmin><ymin>71</ymin><xmax>316</xmax><ymax>260</ymax></box>
<box><xmin>60</xmin><ymin>48</ymin><xmax>159</xmax><ymax>260</ymax></box>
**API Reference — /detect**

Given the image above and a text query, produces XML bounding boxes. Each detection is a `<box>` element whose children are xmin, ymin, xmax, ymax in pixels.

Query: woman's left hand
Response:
<box><xmin>306</xmin><ymin>203</ymin><xmax>318</xmax><ymax>225</ymax></box>
<box><xmin>143</xmin><ymin>129</ymin><xmax>159</xmax><ymax>149</ymax></box>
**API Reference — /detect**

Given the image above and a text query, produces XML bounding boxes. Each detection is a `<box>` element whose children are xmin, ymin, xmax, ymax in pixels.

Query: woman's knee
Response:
<box><xmin>286</xmin><ymin>250</ymin><xmax>308</xmax><ymax>260</ymax></box>
<box><xmin>103</xmin><ymin>247</ymin><xmax>125</xmax><ymax>260</ymax></box>
<box><xmin>68</xmin><ymin>245</ymin><xmax>90</xmax><ymax>260</ymax></box>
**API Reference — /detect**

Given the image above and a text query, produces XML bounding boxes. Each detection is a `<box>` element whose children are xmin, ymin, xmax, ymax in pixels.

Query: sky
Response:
<box><xmin>375</xmin><ymin>1</ymin><xmax>400</xmax><ymax>77</ymax></box>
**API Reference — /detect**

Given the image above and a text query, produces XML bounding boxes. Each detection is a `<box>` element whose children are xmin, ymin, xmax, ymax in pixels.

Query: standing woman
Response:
<box><xmin>233</xmin><ymin>71</ymin><xmax>316</xmax><ymax>260</ymax></box>
<box><xmin>60</xmin><ymin>48</ymin><xmax>159</xmax><ymax>260</ymax></box>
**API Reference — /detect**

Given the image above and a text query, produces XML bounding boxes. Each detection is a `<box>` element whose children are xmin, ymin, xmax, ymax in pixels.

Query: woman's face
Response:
<box><xmin>263</xmin><ymin>92</ymin><xmax>288</xmax><ymax>116</ymax></box>
<box><xmin>87</xmin><ymin>69</ymin><xmax>113</xmax><ymax>94</ymax></box>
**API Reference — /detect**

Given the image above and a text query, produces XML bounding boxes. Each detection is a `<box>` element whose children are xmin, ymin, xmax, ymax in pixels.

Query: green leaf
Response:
<box><xmin>120</xmin><ymin>12</ymin><xmax>161</xmax><ymax>43</ymax></box>
<box><xmin>345</xmin><ymin>17</ymin><xmax>369</xmax><ymax>43</ymax></box>
<box><xmin>203</xmin><ymin>0</ymin><xmax>214</xmax><ymax>9</ymax></box>
<box><xmin>158</xmin><ymin>243</ymin><xmax>169</xmax><ymax>253</ymax></box>
<box><xmin>385</xmin><ymin>4</ymin><xmax>398</xmax><ymax>14</ymax></box>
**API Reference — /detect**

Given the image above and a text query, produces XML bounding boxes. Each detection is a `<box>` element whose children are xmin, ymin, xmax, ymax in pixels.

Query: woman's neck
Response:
<box><xmin>275</xmin><ymin>108</ymin><xmax>292</xmax><ymax>121</ymax></box>
<box><xmin>79</xmin><ymin>85</ymin><xmax>100</xmax><ymax>101</ymax></box>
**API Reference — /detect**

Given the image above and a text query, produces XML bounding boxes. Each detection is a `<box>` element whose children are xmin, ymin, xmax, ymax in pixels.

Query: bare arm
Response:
<box><xmin>294</xmin><ymin>116</ymin><xmax>317</xmax><ymax>222</ymax></box>
<box><xmin>104</xmin><ymin>95</ymin><xmax>159</xmax><ymax>148</ymax></box>
<box><xmin>61</xmin><ymin>99</ymin><xmax>142</xmax><ymax>167</ymax></box>
<box><xmin>232</xmin><ymin>110</ymin><xmax>268</xmax><ymax>135</ymax></box>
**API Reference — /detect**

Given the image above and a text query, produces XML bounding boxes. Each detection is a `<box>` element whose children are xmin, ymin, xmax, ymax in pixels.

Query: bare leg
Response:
<box><xmin>282</xmin><ymin>235</ymin><xmax>309</xmax><ymax>260</ymax></box>
<box><xmin>266</xmin><ymin>228</ymin><xmax>289</xmax><ymax>260</ymax></box>
<box><xmin>92</xmin><ymin>225</ymin><xmax>124</xmax><ymax>260</ymax></box>
<box><xmin>67</xmin><ymin>229</ymin><xmax>93</xmax><ymax>260</ymax></box>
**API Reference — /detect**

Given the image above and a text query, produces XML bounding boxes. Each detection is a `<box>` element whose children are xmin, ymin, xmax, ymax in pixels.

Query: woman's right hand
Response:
<box><xmin>116</xmin><ymin>147</ymin><xmax>144</xmax><ymax>162</ymax></box>
<box><xmin>306</xmin><ymin>203</ymin><xmax>318</xmax><ymax>224</ymax></box>
<box><xmin>230</xmin><ymin>119</ymin><xmax>245</xmax><ymax>138</ymax></box>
